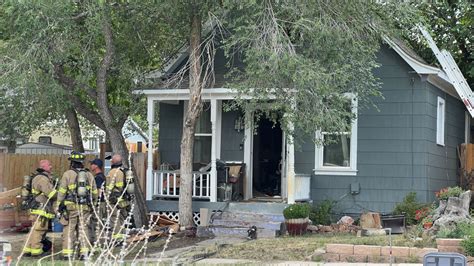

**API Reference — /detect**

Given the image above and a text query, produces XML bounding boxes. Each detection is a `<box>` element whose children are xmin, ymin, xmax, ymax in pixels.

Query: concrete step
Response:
<box><xmin>227</xmin><ymin>202</ymin><xmax>287</xmax><ymax>214</ymax></box>
<box><xmin>210</xmin><ymin>218</ymin><xmax>283</xmax><ymax>231</ymax></box>
<box><xmin>203</xmin><ymin>226</ymin><xmax>280</xmax><ymax>238</ymax></box>
<box><xmin>218</xmin><ymin>211</ymin><xmax>285</xmax><ymax>223</ymax></box>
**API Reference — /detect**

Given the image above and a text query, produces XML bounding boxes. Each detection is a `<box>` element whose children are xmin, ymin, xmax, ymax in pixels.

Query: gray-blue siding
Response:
<box><xmin>156</xmin><ymin>45</ymin><xmax>466</xmax><ymax>215</ymax></box>
<box><xmin>159</xmin><ymin>102</ymin><xmax>245</xmax><ymax>166</ymax></box>
<box><xmin>298</xmin><ymin>46</ymin><xmax>465</xmax><ymax>214</ymax></box>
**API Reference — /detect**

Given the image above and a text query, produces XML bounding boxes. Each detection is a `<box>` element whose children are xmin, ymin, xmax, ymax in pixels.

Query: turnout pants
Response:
<box><xmin>110</xmin><ymin>207</ymin><xmax>128</xmax><ymax>240</ymax></box>
<box><xmin>23</xmin><ymin>215</ymin><xmax>49</xmax><ymax>256</ymax></box>
<box><xmin>61</xmin><ymin>209</ymin><xmax>92</xmax><ymax>257</ymax></box>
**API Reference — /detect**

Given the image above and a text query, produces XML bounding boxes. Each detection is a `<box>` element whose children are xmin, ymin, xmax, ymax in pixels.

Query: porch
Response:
<box><xmin>142</xmin><ymin>88</ymin><xmax>304</xmax><ymax>204</ymax></box>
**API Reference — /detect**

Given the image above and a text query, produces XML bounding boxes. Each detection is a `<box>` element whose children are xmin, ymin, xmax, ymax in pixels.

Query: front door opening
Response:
<box><xmin>252</xmin><ymin>116</ymin><xmax>283</xmax><ymax>197</ymax></box>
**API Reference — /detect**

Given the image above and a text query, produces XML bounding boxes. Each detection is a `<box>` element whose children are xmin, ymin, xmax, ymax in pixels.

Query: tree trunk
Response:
<box><xmin>65</xmin><ymin>106</ymin><xmax>85</xmax><ymax>152</ymax></box>
<box><xmin>179</xmin><ymin>9</ymin><xmax>203</xmax><ymax>229</ymax></box>
<box><xmin>95</xmin><ymin>10</ymin><xmax>147</xmax><ymax>227</ymax></box>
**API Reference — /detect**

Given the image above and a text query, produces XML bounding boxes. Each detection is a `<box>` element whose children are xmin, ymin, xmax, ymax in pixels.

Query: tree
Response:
<box><xmin>1</xmin><ymin>1</ymin><xmax>182</xmax><ymax>227</ymax></box>
<box><xmin>390</xmin><ymin>1</ymin><xmax>473</xmax><ymax>86</ymax></box>
<box><xmin>223</xmin><ymin>0</ymin><xmax>412</xmax><ymax>143</ymax></box>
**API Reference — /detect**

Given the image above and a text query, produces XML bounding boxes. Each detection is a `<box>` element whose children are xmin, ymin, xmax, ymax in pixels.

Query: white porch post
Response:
<box><xmin>210</xmin><ymin>99</ymin><xmax>218</xmax><ymax>202</ymax></box>
<box><xmin>287</xmin><ymin>101</ymin><xmax>296</xmax><ymax>204</ymax></box>
<box><xmin>146</xmin><ymin>98</ymin><xmax>155</xmax><ymax>200</ymax></box>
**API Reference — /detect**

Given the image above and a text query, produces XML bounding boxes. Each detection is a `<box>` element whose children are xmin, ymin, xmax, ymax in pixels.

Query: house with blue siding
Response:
<box><xmin>137</xmin><ymin>38</ymin><xmax>472</xmax><ymax>217</ymax></box>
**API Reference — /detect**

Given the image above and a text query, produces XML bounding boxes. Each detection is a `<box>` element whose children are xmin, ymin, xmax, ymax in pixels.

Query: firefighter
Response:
<box><xmin>56</xmin><ymin>151</ymin><xmax>97</xmax><ymax>260</ymax></box>
<box><xmin>105</xmin><ymin>154</ymin><xmax>130</xmax><ymax>242</ymax></box>
<box><xmin>22</xmin><ymin>160</ymin><xmax>57</xmax><ymax>257</ymax></box>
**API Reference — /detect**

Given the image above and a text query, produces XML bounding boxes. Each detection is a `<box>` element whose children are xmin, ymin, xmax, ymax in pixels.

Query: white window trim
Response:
<box><xmin>314</xmin><ymin>94</ymin><xmax>358</xmax><ymax>176</ymax></box>
<box><xmin>436</xmin><ymin>97</ymin><xmax>445</xmax><ymax>146</ymax></box>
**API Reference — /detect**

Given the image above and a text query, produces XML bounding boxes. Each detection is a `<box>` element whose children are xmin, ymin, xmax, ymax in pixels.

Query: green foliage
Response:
<box><xmin>437</xmin><ymin>222</ymin><xmax>474</xmax><ymax>239</ymax></box>
<box><xmin>283</xmin><ymin>203</ymin><xmax>311</xmax><ymax>219</ymax></box>
<box><xmin>393</xmin><ymin>192</ymin><xmax>426</xmax><ymax>225</ymax></box>
<box><xmin>309</xmin><ymin>200</ymin><xmax>335</xmax><ymax>225</ymax></box>
<box><xmin>435</xmin><ymin>186</ymin><xmax>464</xmax><ymax>200</ymax></box>
<box><xmin>390</xmin><ymin>1</ymin><xmax>473</xmax><ymax>86</ymax></box>
<box><xmin>222</xmin><ymin>0</ymin><xmax>416</xmax><ymax>144</ymax></box>
<box><xmin>462</xmin><ymin>236</ymin><xmax>474</xmax><ymax>256</ymax></box>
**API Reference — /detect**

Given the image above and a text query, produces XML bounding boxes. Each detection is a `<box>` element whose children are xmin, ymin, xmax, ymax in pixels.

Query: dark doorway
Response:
<box><xmin>252</xmin><ymin>116</ymin><xmax>283</xmax><ymax>197</ymax></box>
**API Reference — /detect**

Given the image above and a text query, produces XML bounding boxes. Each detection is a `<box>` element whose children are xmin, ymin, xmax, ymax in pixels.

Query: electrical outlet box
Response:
<box><xmin>350</xmin><ymin>182</ymin><xmax>360</xmax><ymax>195</ymax></box>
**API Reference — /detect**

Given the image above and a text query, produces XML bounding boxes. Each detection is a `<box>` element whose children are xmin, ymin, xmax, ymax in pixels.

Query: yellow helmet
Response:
<box><xmin>68</xmin><ymin>151</ymin><xmax>85</xmax><ymax>163</ymax></box>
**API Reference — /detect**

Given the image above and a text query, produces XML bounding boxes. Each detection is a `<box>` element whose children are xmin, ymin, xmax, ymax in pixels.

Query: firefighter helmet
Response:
<box><xmin>68</xmin><ymin>151</ymin><xmax>85</xmax><ymax>163</ymax></box>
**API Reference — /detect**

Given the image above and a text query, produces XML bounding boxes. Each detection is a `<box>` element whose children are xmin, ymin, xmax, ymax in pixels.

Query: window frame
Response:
<box><xmin>436</xmin><ymin>97</ymin><xmax>445</xmax><ymax>146</ymax></box>
<box><xmin>314</xmin><ymin>93</ymin><xmax>358</xmax><ymax>176</ymax></box>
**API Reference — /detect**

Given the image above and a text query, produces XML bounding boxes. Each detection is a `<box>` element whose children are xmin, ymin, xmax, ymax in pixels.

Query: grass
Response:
<box><xmin>212</xmin><ymin>233</ymin><xmax>436</xmax><ymax>261</ymax></box>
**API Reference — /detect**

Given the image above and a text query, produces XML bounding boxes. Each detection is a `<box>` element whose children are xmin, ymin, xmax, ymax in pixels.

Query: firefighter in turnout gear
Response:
<box><xmin>56</xmin><ymin>151</ymin><xmax>98</xmax><ymax>260</ymax></box>
<box><xmin>106</xmin><ymin>154</ymin><xmax>131</xmax><ymax>241</ymax></box>
<box><xmin>22</xmin><ymin>160</ymin><xmax>57</xmax><ymax>257</ymax></box>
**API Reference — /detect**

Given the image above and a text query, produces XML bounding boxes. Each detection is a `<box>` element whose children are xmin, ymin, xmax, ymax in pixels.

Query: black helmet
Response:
<box><xmin>68</xmin><ymin>151</ymin><xmax>85</xmax><ymax>163</ymax></box>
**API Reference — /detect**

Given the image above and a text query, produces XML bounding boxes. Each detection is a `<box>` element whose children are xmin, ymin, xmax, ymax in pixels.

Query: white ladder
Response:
<box><xmin>418</xmin><ymin>25</ymin><xmax>474</xmax><ymax>117</ymax></box>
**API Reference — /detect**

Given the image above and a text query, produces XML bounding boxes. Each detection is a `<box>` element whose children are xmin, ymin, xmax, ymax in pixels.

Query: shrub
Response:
<box><xmin>462</xmin><ymin>236</ymin><xmax>474</xmax><ymax>256</ymax></box>
<box><xmin>309</xmin><ymin>200</ymin><xmax>335</xmax><ymax>225</ymax></box>
<box><xmin>435</xmin><ymin>186</ymin><xmax>464</xmax><ymax>201</ymax></box>
<box><xmin>393</xmin><ymin>192</ymin><xmax>426</xmax><ymax>225</ymax></box>
<box><xmin>437</xmin><ymin>222</ymin><xmax>474</xmax><ymax>239</ymax></box>
<box><xmin>283</xmin><ymin>203</ymin><xmax>311</xmax><ymax>219</ymax></box>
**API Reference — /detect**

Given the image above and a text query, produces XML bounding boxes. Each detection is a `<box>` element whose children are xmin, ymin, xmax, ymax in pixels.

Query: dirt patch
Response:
<box><xmin>5</xmin><ymin>230</ymin><xmax>211</xmax><ymax>263</ymax></box>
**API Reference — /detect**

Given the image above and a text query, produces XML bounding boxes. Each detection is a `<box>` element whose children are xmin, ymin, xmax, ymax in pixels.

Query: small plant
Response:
<box><xmin>438</xmin><ymin>222</ymin><xmax>474</xmax><ymax>239</ymax></box>
<box><xmin>309</xmin><ymin>200</ymin><xmax>335</xmax><ymax>225</ymax></box>
<box><xmin>283</xmin><ymin>203</ymin><xmax>311</xmax><ymax>219</ymax></box>
<box><xmin>421</xmin><ymin>215</ymin><xmax>433</xmax><ymax>224</ymax></box>
<box><xmin>435</xmin><ymin>186</ymin><xmax>464</xmax><ymax>201</ymax></box>
<box><xmin>393</xmin><ymin>192</ymin><xmax>426</xmax><ymax>225</ymax></box>
<box><xmin>415</xmin><ymin>207</ymin><xmax>431</xmax><ymax>223</ymax></box>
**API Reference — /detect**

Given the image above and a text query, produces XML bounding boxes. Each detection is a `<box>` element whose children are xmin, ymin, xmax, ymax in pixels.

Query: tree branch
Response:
<box><xmin>53</xmin><ymin>64</ymin><xmax>107</xmax><ymax>131</ymax></box>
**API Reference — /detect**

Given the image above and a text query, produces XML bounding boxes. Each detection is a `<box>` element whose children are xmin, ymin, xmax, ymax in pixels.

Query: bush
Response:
<box><xmin>309</xmin><ymin>200</ymin><xmax>334</xmax><ymax>225</ymax></box>
<box><xmin>462</xmin><ymin>236</ymin><xmax>474</xmax><ymax>256</ymax></box>
<box><xmin>283</xmin><ymin>203</ymin><xmax>311</xmax><ymax>219</ymax></box>
<box><xmin>393</xmin><ymin>192</ymin><xmax>426</xmax><ymax>225</ymax></box>
<box><xmin>437</xmin><ymin>222</ymin><xmax>474</xmax><ymax>239</ymax></box>
<box><xmin>435</xmin><ymin>186</ymin><xmax>464</xmax><ymax>201</ymax></box>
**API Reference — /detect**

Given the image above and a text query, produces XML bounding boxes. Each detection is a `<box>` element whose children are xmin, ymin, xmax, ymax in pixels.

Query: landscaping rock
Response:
<box><xmin>307</xmin><ymin>225</ymin><xmax>319</xmax><ymax>233</ymax></box>
<box><xmin>319</xmin><ymin>225</ymin><xmax>333</xmax><ymax>233</ymax></box>
<box><xmin>360</xmin><ymin>212</ymin><xmax>382</xmax><ymax>229</ymax></box>
<box><xmin>432</xmin><ymin>191</ymin><xmax>472</xmax><ymax>232</ymax></box>
<box><xmin>361</xmin><ymin>228</ymin><xmax>386</xmax><ymax>236</ymax></box>
<box><xmin>337</xmin><ymin>216</ymin><xmax>354</xmax><ymax>225</ymax></box>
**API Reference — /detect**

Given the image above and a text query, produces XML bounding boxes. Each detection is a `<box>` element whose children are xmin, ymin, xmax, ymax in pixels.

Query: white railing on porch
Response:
<box><xmin>152</xmin><ymin>170</ymin><xmax>211</xmax><ymax>199</ymax></box>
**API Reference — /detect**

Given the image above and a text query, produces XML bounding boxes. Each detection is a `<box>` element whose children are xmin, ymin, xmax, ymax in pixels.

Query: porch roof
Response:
<box><xmin>136</xmin><ymin>88</ymin><xmax>281</xmax><ymax>101</ymax></box>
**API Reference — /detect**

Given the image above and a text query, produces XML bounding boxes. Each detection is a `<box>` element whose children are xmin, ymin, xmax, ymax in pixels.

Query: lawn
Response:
<box><xmin>211</xmin><ymin>233</ymin><xmax>436</xmax><ymax>261</ymax></box>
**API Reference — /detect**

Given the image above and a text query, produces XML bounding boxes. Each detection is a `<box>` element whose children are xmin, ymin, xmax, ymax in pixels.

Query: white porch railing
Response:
<box><xmin>152</xmin><ymin>170</ymin><xmax>211</xmax><ymax>199</ymax></box>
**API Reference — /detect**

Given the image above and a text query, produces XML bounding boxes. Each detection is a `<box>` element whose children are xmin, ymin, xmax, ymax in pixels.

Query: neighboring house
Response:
<box><xmin>15</xmin><ymin>142</ymin><xmax>74</xmax><ymax>155</ymax></box>
<box><xmin>138</xmin><ymin>38</ymin><xmax>472</xmax><ymax>215</ymax></box>
<box><xmin>28</xmin><ymin>119</ymin><xmax>148</xmax><ymax>154</ymax></box>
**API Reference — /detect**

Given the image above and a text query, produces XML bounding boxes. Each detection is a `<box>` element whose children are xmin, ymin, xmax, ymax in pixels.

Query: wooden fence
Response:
<box><xmin>0</xmin><ymin>153</ymin><xmax>155</xmax><ymax>196</ymax></box>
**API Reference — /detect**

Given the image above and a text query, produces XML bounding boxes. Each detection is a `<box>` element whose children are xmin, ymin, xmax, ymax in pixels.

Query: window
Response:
<box><xmin>194</xmin><ymin>102</ymin><xmax>211</xmax><ymax>167</ymax></box>
<box><xmin>38</xmin><ymin>136</ymin><xmax>52</xmax><ymax>144</ymax></box>
<box><xmin>436</xmin><ymin>97</ymin><xmax>445</xmax><ymax>146</ymax></box>
<box><xmin>314</xmin><ymin>94</ymin><xmax>358</xmax><ymax>175</ymax></box>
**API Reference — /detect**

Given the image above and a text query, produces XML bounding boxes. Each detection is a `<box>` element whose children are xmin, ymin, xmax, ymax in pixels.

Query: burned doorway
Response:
<box><xmin>252</xmin><ymin>115</ymin><xmax>283</xmax><ymax>197</ymax></box>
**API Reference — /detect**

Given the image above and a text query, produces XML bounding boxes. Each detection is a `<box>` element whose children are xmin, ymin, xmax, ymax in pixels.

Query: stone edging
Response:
<box><xmin>323</xmin><ymin>244</ymin><xmax>438</xmax><ymax>263</ymax></box>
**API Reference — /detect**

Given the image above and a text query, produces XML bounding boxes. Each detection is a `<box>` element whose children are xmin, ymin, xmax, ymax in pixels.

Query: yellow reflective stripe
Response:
<box><xmin>80</xmin><ymin>248</ymin><xmax>89</xmax><ymax>253</ymax></box>
<box><xmin>31</xmin><ymin>188</ymin><xmax>41</xmax><ymax>195</ymax></box>
<box><xmin>64</xmin><ymin>200</ymin><xmax>75</xmax><ymax>205</ymax></box>
<box><xmin>30</xmin><ymin>248</ymin><xmax>43</xmax><ymax>255</ymax></box>
<box><xmin>115</xmin><ymin>182</ymin><xmax>124</xmax><ymax>188</ymax></box>
<box><xmin>106</xmin><ymin>184</ymin><xmax>114</xmax><ymax>190</ymax></box>
<box><xmin>86</xmin><ymin>185</ymin><xmax>91</xmax><ymax>189</ymax></box>
<box><xmin>23</xmin><ymin>247</ymin><xmax>32</xmax><ymax>253</ymax></box>
<box><xmin>47</xmin><ymin>190</ymin><xmax>57</xmax><ymax>199</ymax></box>
<box><xmin>91</xmin><ymin>189</ymin><xmax>98</xmax><ymax>195</ymax></box>
<box><xmin>68</xmin><ymin>184</ymin><xmax>76</xmax><ymax>190</ymax></box>
<box><xmin>112</xmin><ymin>233</ymin><xmax>125</xmax><ymax>239</ymax></box>
<box><xmin>31</xmin><ymin>209</ymin><xmax>55</xmax><ymax>219</ymax></box>
<box><xmin>62</xmin><ymin>249</ymin><xmax>74</xmax><ymax>255</ymax></box>
<box><xmin>58</xmin><ymin>187</ymin><xmax>67</xmax><ymax>194</ymax></box>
